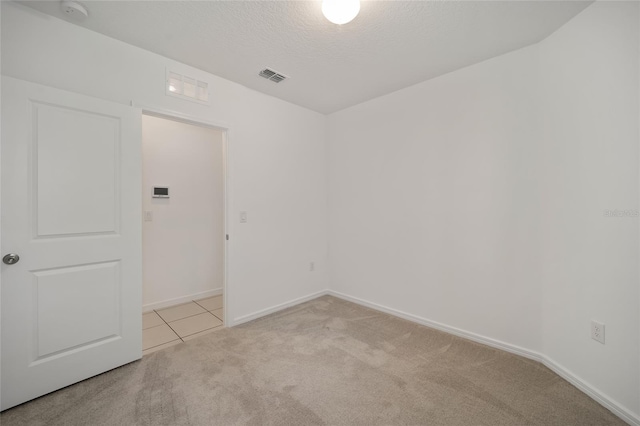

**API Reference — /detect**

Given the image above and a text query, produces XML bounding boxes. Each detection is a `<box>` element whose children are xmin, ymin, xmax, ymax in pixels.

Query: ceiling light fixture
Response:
<box><xmin>322</xmin><ymin>0</ymin><xmax>360</xmax><ymax>25</ymax></box>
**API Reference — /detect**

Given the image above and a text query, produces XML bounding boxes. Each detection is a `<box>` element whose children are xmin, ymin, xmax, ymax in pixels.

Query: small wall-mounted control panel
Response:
<box><xmin>152</xmin><ymin>186</ymin><xmax>170</xmax><ymax>198</ymax></box>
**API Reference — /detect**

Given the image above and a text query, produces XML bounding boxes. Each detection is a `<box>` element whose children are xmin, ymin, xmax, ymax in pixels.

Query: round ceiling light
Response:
<box><xmin>322</xmin><ymin>0</ymin><xmax>360</xmax><ymax>25</ymax></box>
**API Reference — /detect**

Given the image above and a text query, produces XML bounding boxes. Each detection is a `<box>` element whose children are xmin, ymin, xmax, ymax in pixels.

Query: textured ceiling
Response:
<box><xmin>22</xmin><ymin>1</ymin><xmax>591</xmax><ymax>114</ymax></box>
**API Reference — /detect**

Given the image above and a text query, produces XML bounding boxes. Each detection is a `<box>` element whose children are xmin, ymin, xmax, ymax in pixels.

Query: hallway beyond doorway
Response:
<box><xmin>142</xmin><ymin>295</ymin><xmax>224</xmax><ymax>355</ymax></box>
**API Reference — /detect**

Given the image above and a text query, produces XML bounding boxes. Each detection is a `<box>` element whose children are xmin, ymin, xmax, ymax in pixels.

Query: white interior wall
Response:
<box><xmin>537</xmin><ymin>1</ymin><xmax>639</xmax><ymax>417</ymax></box>
<box><xmin>142</xmin><ymin>115</ymin><xmax>224</xmax><ymax>311</ymax></box>
<box><xmin>0</xmin><ymin>2</ymin><xmax>329</xmax><ymax>325</ymax></box>
<box><xmin>327</xmin><ymin>2</ymin><xmax>639</xmax><ymax>422</ymax></box>
<box><xmin>327</xmin><ymin>45</ymin><xmax>543</xmax><ymax>353</ymax></box>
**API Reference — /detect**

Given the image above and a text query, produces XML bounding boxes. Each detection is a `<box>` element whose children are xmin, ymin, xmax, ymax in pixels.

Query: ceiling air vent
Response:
<box><xmin>259</xmin><ymin>68</ymin><xmax>289</xmax><ymax>83</ymax></box>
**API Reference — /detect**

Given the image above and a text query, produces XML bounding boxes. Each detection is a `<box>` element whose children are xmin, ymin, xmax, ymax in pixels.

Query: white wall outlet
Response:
<box><xmin>591</xmin><ymin>320</ymin><xmax>605</xmax><ymax>344</ymax></box>
<box><xmin>144</xmin><ymin>211</ymin><xmax>153</xmax><ymax>222</ymax></box>
<box><xmin>309</xmin><ymin>261</ymin><xmax>315</xmax><ymax>272</ymax></box>
<box><xmin>239</xmin><ymin>211</ymin><xmax>247</xmax><ymax>223</ymax></box>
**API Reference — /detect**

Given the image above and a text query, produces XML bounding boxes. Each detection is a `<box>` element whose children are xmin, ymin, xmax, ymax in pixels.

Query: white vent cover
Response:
<box><xmin>259</xmin><ymin>68</ymin><xmax>289</xmax><ymax>83</ymax></box>
<box><xmin>166</xmin><ymin>70</ymin><xmax>209</xmax><ymax>104</ymax></box>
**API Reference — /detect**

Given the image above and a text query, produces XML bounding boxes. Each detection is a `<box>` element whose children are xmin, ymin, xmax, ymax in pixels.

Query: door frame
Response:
<box><xmin>134</xmin><ymin>103</ymin><xmax>231</xmax><ymax>327</ymax></box>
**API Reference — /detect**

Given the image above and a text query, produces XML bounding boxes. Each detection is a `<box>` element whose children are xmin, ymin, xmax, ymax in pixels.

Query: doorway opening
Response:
<box><xmin>139</xmin><ymin>113</ymin><xmax>228</xmax><ymax>355</ymax></box>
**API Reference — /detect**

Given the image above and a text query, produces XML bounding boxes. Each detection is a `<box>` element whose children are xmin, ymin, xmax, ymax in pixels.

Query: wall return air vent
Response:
<box><xmin>259</xmin><ymin>68</ymin><xmax>289</xmax><ymax>83</ymax></box>
<box><xmin>166</xmin><ymin>70</ymin><xmax>209</xmax><ymax>104</ymax></box>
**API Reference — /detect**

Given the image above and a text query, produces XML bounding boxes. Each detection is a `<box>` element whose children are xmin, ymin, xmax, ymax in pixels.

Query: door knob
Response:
<box><xmin>3</xmin><ymin>254</ymin><xmax>20</xmax><ymax>265</ymax></box>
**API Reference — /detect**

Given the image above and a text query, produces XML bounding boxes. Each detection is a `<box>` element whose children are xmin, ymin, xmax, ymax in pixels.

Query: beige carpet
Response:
<box><xmin>0</xmin><ymin>296</ymin><xmax>624</xmax><ymax>425</ymax></box>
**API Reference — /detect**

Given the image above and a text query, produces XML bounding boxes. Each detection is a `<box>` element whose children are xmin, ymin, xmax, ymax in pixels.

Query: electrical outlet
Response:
<box><xmin>309</xmin><ymin>261</ymin><xmax>315</xmax><ymax>272</ymax></box>
<box><xmin>144</xmin><ymin>211</ymin><xmax>153</xmax><ymax>222</ymax></box>
<box><xmin>591</xmin><ymin>320</ymin><xmax>605</xmax><ymax>344</ymax></box>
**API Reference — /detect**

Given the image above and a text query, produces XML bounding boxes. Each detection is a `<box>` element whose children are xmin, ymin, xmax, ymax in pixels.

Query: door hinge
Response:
<box><xmin>226</xmin><ymin>234</ymin><xmax>229</xmax><ymax>241</ymax></box>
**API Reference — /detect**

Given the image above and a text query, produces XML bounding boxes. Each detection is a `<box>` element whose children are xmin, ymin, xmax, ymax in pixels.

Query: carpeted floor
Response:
<box><xmin>0</xmin><ymin>295</ymin><xmax>624</xmax><ymax>425</ymax></box>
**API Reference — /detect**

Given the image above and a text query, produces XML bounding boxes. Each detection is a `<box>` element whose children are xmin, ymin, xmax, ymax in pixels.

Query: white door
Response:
<box><xmin>1</xmin><ymin>77</ymin><xmax>142</xmax><ymax>410</ymax></box>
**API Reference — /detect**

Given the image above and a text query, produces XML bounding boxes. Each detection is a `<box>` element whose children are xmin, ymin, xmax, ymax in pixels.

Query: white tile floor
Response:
<box><xmin>142</xmin><ymin>295</ymin><xmax>224</xmax><ymax>355</ymax></box>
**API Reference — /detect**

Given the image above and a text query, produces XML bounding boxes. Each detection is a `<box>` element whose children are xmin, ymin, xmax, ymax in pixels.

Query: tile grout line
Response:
<box><xmin>193</xmin><ymin>300</ymin><xmax>224</xmax><ymax>324</ymax></box>
<box><xmin>175</xmin><ymin>310</ymin><xmax>220</xmax><ymax>323</ymax></box>
<box><xmin>192</xmin><ymin>299</ymin><xmax>208</xmax><ymax>311</ymax></box>
<box><xmin>157</xmin><ymin>308</ymin><xmax>222</xmax><ymax>340</ymax></box>
<box><xmin>143</xmin><ymin>297</ymin><xmax>224</xmax><ymax>352</ymax></box>
<box><xmin>193</xmin><ymin>299</ymin><xmax>222</xmax><ymax>312</ymax></box>
<box><xmin>155</xmin><ymin>297</ymin><xmax>221</xmax><ymax>323</ymax></box>
<box><xmin>153</xmin><ymin>309</ymin><xmax>185</xmax><ymax>343</ymax></box>
<box><xmin>156</xmin><ymin>310</ymin><xmax>210</xmax><ymax>325</ymax></box>
<box><xmin>143</xmin><ymin>323</ymin><xmax>170</xmax><ymax>332</ymax></box>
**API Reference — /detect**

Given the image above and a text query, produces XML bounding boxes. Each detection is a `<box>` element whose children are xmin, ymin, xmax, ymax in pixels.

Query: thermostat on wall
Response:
<box><xmin>152</xmin><ymin>186</ymin><xmax>169</xmax><ymax>198</ymax></box>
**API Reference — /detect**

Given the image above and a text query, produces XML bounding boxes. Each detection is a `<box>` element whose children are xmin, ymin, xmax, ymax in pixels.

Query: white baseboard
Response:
<box><xmin>327</xmin><ymin>290</ymin><xmax>640</xmax><ymax>426</ymax></box>
<box><xmin>230</xmin><ymin>290</ymin><xmax>328</xmax><ymax>327</ymax></box>
<box><xmin>539</xmin><ymin>356</ymin><xmax>639</xmax><ymax>426</ymax></box>
<box><xmin>327</xmin><ymin>290</ymin><xmax>539</xmax><ymax>361</ymax></box>
<box><xmin>143</xmin><ymin>288</ymin><xmax>223</xmax><ymax>312</ymax></box>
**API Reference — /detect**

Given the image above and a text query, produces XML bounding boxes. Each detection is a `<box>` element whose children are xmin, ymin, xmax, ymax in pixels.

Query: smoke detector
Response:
<box><xmin>61</xmin><ymin>1</ymin><xmax>88</xmax><ymax>20</ymax></box>
<box><xmin>259</xmin><ymin>68</ymin><xmax>289</xmax><ymax>83</ymax></box>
